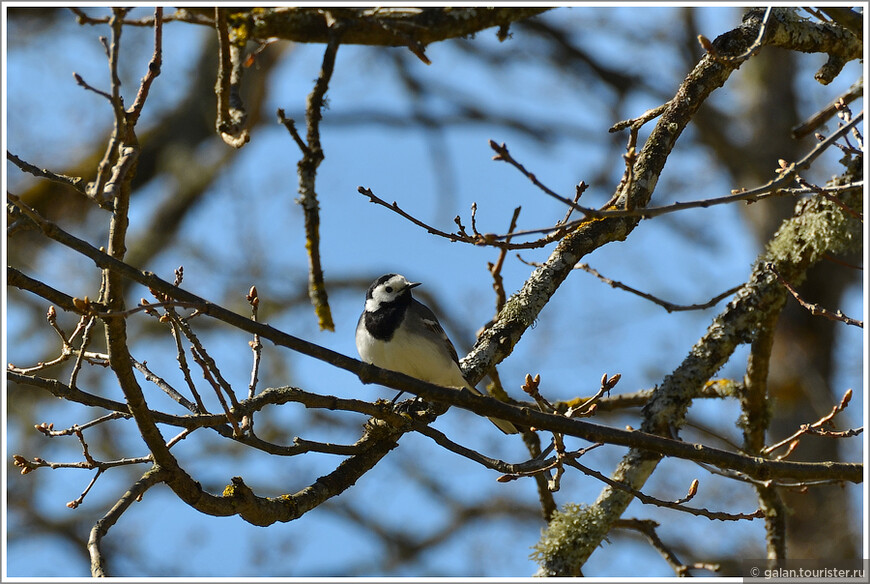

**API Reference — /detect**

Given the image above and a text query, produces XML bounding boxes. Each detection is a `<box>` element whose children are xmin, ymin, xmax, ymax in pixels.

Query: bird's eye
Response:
<box><xmin>385</xmin><ymin>286</ymin><xmax>393</xmax><ymax>293</ymax></box>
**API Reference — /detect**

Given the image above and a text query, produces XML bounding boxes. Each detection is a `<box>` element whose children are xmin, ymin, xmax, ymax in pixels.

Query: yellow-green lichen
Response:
<box><xmin>530</xmin><ymin>502</ymin><xmax>609</xmax><ymax>576</ymax></box>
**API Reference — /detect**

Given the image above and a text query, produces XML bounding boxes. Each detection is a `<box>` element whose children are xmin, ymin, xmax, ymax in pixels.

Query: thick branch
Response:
<box><xmin>180</xmin><ymin>7</ymin><xmax>551</xmax><ymax>47</ymax></box>
<box><xmin>8</xmin><ymin>368</ymin><xmax>862</xmax><ymax>486</ymax></box>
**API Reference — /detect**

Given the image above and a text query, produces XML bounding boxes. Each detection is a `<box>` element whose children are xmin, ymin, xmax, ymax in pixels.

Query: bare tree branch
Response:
<box><xmin>532</xmin><ymin>8</ymin><xmax>864</xmax><ymax>573</ymax></box>
<box><xmin>88</xmin><ymin>466</ymin><xmax>170</xmax><ymax>577</ymax></box>
<box><xmin>179</xmin><ymin>7</ymin><xmax>552</xmax><ymax>47</ymax></box>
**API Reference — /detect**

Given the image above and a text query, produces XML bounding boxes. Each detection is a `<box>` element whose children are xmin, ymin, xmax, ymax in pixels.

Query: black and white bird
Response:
<box><xmin>355</xmin><ymin>273</ymin><xmax>518</xmax><ymax>434</ymax></box>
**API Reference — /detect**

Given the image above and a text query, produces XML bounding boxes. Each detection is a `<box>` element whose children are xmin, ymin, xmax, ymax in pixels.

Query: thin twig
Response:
<box><xmin>7</xmin><ymin>352</ymin><xmax>106</xmax><ymax>375</ymax></box>
<box><xmin>82</xmin><ymin>9</ymin><xmax>129</xmax><ymax>202</ymax></box>
<box><xmin>615</xmin><ymin>519</ymin><xmax>720</xmax><ymax>576</ymax></box>
<box><xmin>126</xmin><ymin>7</ymin><xmax>163</xmax><ymax>126</ymax></box>
<box><xmin>168</xmin><ymin>317</ymin><xmax>207</xmax><ymax>413</ymax></box>
<box><xmin>609</xmin><ymin>101</ymin><xmax>671</xmax><ymax>133</ymax></box>
<box><xmin>520</xmin><ymin>256</ymin><xmax>743</xmax><ymax>313</ymax></box>
<box><xmin>6</xmin><ymin>151</ymin><xmax>87</xmax><ymax>195</ymax></box>
<box><xmin>247</xmin><ymin>285</ymin><xmax>262</xmax><ymax>400</ymax></box>
<box><xmin>358</xmin><ymin>186</ymin><xmax>568</xmax><ymax>250</ymax></box>
<box><xmin>492</xmin><ymin>181</ymin><xmax>861</xmax><ymax>240</ymax></box>
<box><xmin>189</xmin><ymin>344</ymin><xmax>242</xmax><ymax>437</ymax></box>
<box><xmin>359</xmin><ymin>186</ymin><xmax>466</xmax><ymax>241</ymax></box>
<box><xmin>488</xmin><ymin>206</ymin><xmax>522</xmax><ymax>313</ymax></box>
<box><xmin>554</xmin><ymin>380</ymin><xmax>738</xmax><ymax>414</ymax></box>
<box><xmin>106</xmin><ymin>9</ymin><xmax>128</xmax><ymax>129</ymax></box>
<box><xmin>94</xmin><ymin>299</ymin><xmax>203</xmax><ymax>320</ymax></box>
<box><xmin>566</xmin><ymin>458</ymin><xmax>763</xmax><ymax>522</ymax></box>
<box><xmin>165</xmin><ymin>428</ymin><xmax>194</xmax><ymax>449</ymax></box>
<box><xmin>35</xmin><ymin>413</ymin><xmax>132</xmax><ymax>437</ymax></box>
<box><xmin>68</xmin><ymin>317</ymin><xmax>97</xmax><ymax>389</ymax></box>
<box><xmin>72</xmin><ymin>71</ymin><xmax>113</xmax><ymax>101</ymax></box>
<box><xmin>12</xmin><ymin>452</ymin><xmax>151</xmax><ymax>474</ymax></box>
<box><xmin>519</xmin><ymin>431</ymin><xmax>559</xmax><ymax>521</ymax></box>
<box><xmin>762</xmin><ymin>389</ymin><xmax>857</xmax><ymax>456</ymax></box>
<box><xmin>579</xmin><ymin>262</ymin><xmax>743</xmax><ymax>312</ymax></box>
<box><xmin>469</xmin><ymin>202</ymin><xmax>481</xmax><ymax>238</ymax></box>
<box><xmin>277</xmin><ymin>109</ymin><xmax>309</xmax><ymax>153</ymax></box>
<box><xmin>70</xmin><ymin>7</ymin><xmax>184</xmax><ymax>27</ymax></box>
<box><xmin>792</xmin><ymin>80</ymin><xmax>863</xmax><ymax>139</ymax></box>
<box><xmin>66</xmin><ymin>469</ymin><xmax>104</xmax><ymax>509</ymax></box>
<box><xmin>243</xmin><ymin>285</ymin><xmax>263</xmax><ymax>433</ymax></box>
<box><xmin>795</xmin><ymin>174</ymin><xmax>863</xmax><ymax>220</ymax></box>
<box><xmin>159</xmin><ymin>298</ymin><xmax>240</xmax><ymax>411</ymax></box>
<box><xmin>767</xmin><ymin>263</ymin><xmax>863</xmax><ymax>327</ymax></box>
<box><xmin>568</xmin><ymin>373</ymin><xmax>621</xmax><ymax>418</ymax></box>
<box><xmin>558</xmin><ymin>183</ymin><xmax>587</xmax><ymax>225</ymax></box>
<box><xmin>414</xmin><ymin>422</ymin><xmax>595</xmax><ymax>480</ymax></box>
<box><xmin>131</xmin><ymin>358</ymin><xmax>200</xmax><ymax>413</ymax></box>
<box><xmin>88</xmin><ymin>466</ymin><xmax>169</xmax><ymax>577</ymax></box>
<box><xmin>804</xmin><ymin>426</ymin><xmax>863</xmax><ymax>438</ymax></box>
<box><xmin>698</xmin><ymin>7</ymin><xmax>773</xmax><ymax>64</ymax></box>
<box><xmin>572</xmin><ymin>112</ymin><xmax>864</xmax><ymax>220</ymax></box>
<box><xmin>5</xmin><ymin>308</ymin><xmax>109</xmax><ymax>375</ymax></box>
<box><xmin>498</xmin><ymin>443</ymin><xmax>602</xmax><ymax>483</ymax></box>
<box><xmin>45</xmin><ymin>305</ymin><xmax>70</xmax><ymax>345</ymax></box>
<box><xmin>489</xmin><ymin>140</ymin><xmax>586</xmax><ymax>213</ymax></box>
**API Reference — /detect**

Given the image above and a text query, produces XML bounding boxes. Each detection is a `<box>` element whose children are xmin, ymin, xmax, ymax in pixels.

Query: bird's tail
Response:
<box><xmin>488</xmin><ymin>415</ymin><xmax>519</xmax><ymax>435</ymax></box>
<box><xmin>466</xmin><ymin>384</ymin><xmax>519</xmax><ymax>434</ymax></box>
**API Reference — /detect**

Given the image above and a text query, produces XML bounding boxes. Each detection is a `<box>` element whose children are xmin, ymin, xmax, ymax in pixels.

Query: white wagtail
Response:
<box><xmin>356</xmin><ymin>273</ymin><xmax>518</xmax><ymax>434</ymax></box>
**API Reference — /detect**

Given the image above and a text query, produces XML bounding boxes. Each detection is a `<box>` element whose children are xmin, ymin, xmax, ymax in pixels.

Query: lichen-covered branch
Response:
<box><xmin>534</xmin><ymin>181</ymin><xmax>862</xmax><ymax>574</ymax></box>
<box><xmin>461</xmin><ymin>7</ymin><xmax>755</xmax><ymax>385</ymax></box>
<box><xmin>527</xmin><ymin>8</ymin><xmax>863</xmax><ymax>574</ymax></box>
<box><xmin>296</xmin><ymin>33</ymin><xmax>340</xmax><ymax>331</ymax></box>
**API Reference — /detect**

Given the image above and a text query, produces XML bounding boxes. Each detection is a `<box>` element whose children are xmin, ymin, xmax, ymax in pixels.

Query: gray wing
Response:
<box><xmin>411</xmin><ymin>300</ymin><xmax>519</xmax><ymax>434</ymax></box>
<box><xmin>411</xmin><ymin>299</ymin><xmax>461</xmax><ymax>365</ymax></box>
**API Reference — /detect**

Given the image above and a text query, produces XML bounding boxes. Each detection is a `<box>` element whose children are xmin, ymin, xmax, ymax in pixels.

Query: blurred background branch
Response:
<box><xmin>5</xmin><ymin>5</ymin><xmax>863</xmax><ymax>578</ymax></box>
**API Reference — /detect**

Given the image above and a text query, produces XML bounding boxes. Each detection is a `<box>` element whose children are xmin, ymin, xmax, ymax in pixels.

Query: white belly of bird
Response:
<box><xmin>359</xmin><ymin>324</ymin><xmax>468</xmax><ymax>389</ymax></box>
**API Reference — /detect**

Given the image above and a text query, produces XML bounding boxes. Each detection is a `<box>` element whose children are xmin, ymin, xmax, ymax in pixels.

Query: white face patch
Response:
<box><xmin>366</xmin><ymin>274</ymin><xmax>413</xmax><ymax>312</ymax></box>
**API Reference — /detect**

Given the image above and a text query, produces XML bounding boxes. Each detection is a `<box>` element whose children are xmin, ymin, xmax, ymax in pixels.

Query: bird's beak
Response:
<box><xmin>407</xmin><ymin>281</ymin><xmax>422</xmax><ymax>290</ymax></box>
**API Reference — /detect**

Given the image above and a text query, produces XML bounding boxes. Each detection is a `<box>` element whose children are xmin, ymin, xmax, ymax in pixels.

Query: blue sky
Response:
<box><xmin>4</xmin><ymin>4</ymin><xmax>866</xmax><ymax>578</ymax></box>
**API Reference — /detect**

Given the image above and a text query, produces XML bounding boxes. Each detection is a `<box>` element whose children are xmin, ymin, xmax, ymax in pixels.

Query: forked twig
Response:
<box><xmin>763</xmin><ymin>389</ymin><xmax>859</xmax><ymax>456</ymax></box>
